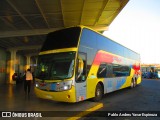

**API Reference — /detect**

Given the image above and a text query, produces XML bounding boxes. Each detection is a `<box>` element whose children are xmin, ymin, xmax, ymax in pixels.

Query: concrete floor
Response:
<box><xmin>0</xmin><ymin>82</ymin><xmax>101</xmax><ymax>120</ymax></box>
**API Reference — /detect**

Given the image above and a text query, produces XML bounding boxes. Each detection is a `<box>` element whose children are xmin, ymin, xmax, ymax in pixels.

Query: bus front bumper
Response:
<box><xmin>34</xmin><ymin>86</ymin><xmax>76</xmax><ymax>103</ymax></box>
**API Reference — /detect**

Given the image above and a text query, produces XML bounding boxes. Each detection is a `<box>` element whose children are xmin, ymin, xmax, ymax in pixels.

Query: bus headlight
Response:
<box><xmin>56</xmin><ymin>80</ymin><xmax>72</xmax><ymax>91</ymax></box>
<box><xmin>35</xmin><ymin>83</ymin><xmax>39</xmax><ymax>88</ymax></box>
<box><xmin>63</xmin><ymin>85</ymin><xmax>69</xmax><ymax>90</ymax></box>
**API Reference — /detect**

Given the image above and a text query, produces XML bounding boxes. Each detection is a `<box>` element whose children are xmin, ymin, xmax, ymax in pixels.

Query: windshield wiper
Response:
<box><xmin>52</xmin><ymin>76</ymin><xmax>64</xmax><ymax>80</ymax></box>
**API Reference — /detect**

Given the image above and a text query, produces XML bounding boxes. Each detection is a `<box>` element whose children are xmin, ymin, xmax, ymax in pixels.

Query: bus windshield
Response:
<box><xmin>36</xmin><ymin>52</ymin><xmax>76</xmax><ymax>80</ymax></box>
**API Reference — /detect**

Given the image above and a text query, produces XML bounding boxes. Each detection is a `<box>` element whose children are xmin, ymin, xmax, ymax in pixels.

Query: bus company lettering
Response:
<box><xmin>11</xmin><ymin>112</ymin><xmax>42</xmax><ymax>117</ymax></box>
<box><xmin>28</xmin><ymin>113</ymin><xmax>42</xmax><ymax>117</ymax></box>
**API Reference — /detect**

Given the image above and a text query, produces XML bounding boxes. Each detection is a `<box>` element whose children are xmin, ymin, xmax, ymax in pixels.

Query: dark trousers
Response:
<box><xmin>24</xmin><ymin>80</ymin><xmax>31</xmax><ymax>94</ymax></box>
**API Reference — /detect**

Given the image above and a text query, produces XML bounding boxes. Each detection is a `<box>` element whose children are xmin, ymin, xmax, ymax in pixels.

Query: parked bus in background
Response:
<box><xmin>34</xmin><ymin>26</ymin><xmax>141</xmax><ymax>103</ymax></box>
<box><xmin>155</xmin><ymin>68</ymin><xmax>160</xmax><ymax>79</ymax></box>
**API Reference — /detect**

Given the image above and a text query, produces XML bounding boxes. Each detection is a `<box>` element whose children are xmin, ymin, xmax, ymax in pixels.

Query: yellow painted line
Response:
<box><xmin>67</xmin><ymin>103</ymin><xmax>103</xmax><ymax>120</ymax></box>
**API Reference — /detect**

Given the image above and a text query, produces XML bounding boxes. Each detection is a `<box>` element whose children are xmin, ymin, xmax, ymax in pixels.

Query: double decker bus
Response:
<box><xmin>34</xmin><ymin>26</ymin><xmax>141</xmax><ymax>102</ymax></box>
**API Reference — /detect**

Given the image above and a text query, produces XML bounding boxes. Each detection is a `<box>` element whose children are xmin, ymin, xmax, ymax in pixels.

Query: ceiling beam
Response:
<box><xmin>6</xmin><ymin>0</ymin><xmax>34</xmax><ymax>29</ymax></box>
<box><xmin>60</xmin><ymin>0</ymin><xmax>65</xmax><ymax>27</ymax></box>
<box><xmin>0</xmin><ymin>39</ymin><xmax>15</xmax><ymax>47</ymax></box>
<box><xmin>89</xmin><ymin>25</ymin><xmax>109</xmax><ymax>31</ymax></box>
<box><xmin>94</xmin><ymin>0</ymin><xmax>109</xmax><ymax>26</ymax></box>
<box><xmin>0</xmin><ymin>17</ymin><xmax>17</xmax><ymax>30</ymax></box>
<box><xmin>7</xmin><ymin>45</ymin><xmax>42</xmax><ymax>51</ymax></box>
<box><xmin>35</xmin><ymin>0</ymin><xmax>50</xmax><ymax>28</ymax></box>
<box><xmin>0</xmin><ymin>41</ymin><xmax>12</xmax><ymax>48</ymax></box>
<box><xmin>0</xmin><ymin>28</ymin><xmax>63</xmax><ymax>38</ymax></box>
<box><xmin>25</xmin><ymin>52</ymin><xmax>39</xmax><ymax>57</ymax></box>
<box><xmin>107</xmin><ymin>0</ymin><xmax>129</xmax><ymax>25</ymax></box>
<box><xmin>1</xmin><ymin>12</ymin><xmax>63</xmax><ymax>17</ymax></box>
<box><xmin>80</xmin><ymin>0</ymin><xmax>85</xmax><ymax>25</ymax></box>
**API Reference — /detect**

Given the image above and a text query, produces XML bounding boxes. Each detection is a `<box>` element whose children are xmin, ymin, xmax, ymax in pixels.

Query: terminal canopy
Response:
<box><xmin>0</xmin><ymin>0</ymin><xmax>128</xmax><ymax>54</ymax></box>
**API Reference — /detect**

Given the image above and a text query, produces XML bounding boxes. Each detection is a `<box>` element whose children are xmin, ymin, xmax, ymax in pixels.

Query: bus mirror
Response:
<box><xmin>77</xmin><ymin>59</ymin><xmax>84</xmax><ymax>79</ymax></box>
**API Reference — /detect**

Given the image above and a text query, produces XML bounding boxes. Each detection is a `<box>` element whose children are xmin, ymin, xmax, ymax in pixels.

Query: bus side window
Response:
<box><xmin>97</xmin><ymin>63</ymin><xmax>107</xmax><ymax>78</ymax></box>
<box><xmin>106</xmin><ymin>64</ymin><xmax>114</xmax><ymax>78</ymax></box>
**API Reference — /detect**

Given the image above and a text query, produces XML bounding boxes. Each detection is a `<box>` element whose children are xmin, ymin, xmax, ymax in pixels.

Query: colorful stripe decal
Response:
<box><xmin>92</xmin><ymin>50</ymin><xmax>140</xmax><ymax>71</ymax></box>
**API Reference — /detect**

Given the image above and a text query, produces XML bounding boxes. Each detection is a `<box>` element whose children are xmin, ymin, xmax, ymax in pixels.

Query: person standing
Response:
<box><xmin>24</xmin><ymin>69</ymin><xmax>33</xmax><ymax>97</ymax></box>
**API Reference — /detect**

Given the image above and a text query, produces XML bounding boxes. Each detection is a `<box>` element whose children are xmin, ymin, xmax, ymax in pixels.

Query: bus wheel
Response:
<box><xmin>93</xmin><ymin>83</ymin><xmax>103</xmax><ymax>102</ymax></box>
<box><xmin>134</xmin><ymin>78</ymin><xmax>137</xmax><ymax>87</ymax></box>
<box><xmin>130</xmin><ymin>79</ymin><xmax>134</xmax><ymax>88</ymax></box>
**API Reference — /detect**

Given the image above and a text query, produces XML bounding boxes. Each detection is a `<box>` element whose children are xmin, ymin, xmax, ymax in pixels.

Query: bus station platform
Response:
<box><xmin>0</xmin><ymin>82</ymin><xmax>102</xmax><ymax>120</ymax></box>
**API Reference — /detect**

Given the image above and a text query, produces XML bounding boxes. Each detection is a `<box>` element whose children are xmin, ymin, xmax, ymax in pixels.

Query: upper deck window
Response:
<box><xmin>41</xmin><ymin>27</ymin><xmax>81</xmax><ymax>52</ymax></box>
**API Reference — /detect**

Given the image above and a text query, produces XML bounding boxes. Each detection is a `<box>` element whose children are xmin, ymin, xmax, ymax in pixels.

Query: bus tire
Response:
<box><xmin>134</xmin><ymin>78</ymin><xmax>137</xmax><ymax>87</ymax></box>
<box><xmin>92</xmin><ymin>83</ymin><xmax>103</xmax><ymax>102</ymax></box>
<box><xmin>130</xmin><ymin>79</ymin><xmax>134</xmax><ymax>88</ymax></box>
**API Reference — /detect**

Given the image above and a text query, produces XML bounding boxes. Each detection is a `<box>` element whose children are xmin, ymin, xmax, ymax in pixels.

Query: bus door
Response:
<box><xmin>75</xmin><ymin>53</ymin><xmax>87</xmax><ymax>102</ymax></box>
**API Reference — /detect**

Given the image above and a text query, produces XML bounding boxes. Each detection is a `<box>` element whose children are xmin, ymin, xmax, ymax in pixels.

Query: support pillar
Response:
<box><xmin>35</xmin><ymin>57</ymin><xmax>38</xmax><ymax>66</ymax></box>
<box><xmin>9</xmin><ymin>49</ymin><xmax>17</xmax><ymax>84</ymax></box>
<box><xmin>26</xmin><ymin>55</ymin><xmax>31</xmax><ymax>70</ymax></box>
